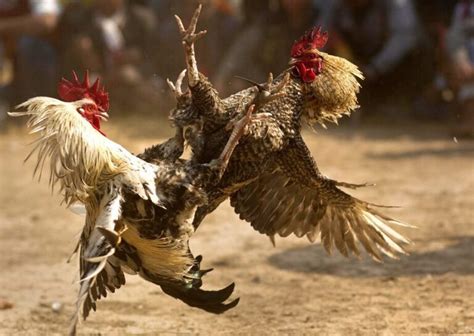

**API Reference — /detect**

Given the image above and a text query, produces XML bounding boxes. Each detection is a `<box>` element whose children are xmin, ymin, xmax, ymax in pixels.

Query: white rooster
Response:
<box><xmin>9</xmin><ymin>72</ymin><xmax>253</xmax><ymax>335</ymax></box>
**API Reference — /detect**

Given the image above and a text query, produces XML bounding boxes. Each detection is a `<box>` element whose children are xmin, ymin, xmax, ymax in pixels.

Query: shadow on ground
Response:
<box><xmin>268</xmin><ymin>236</ymin><xmax>474</xmax><ymax>277</ymax></box>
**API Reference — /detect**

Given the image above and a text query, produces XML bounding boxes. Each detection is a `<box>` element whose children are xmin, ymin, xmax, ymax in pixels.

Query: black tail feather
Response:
<box><xmin>160</xmin><ymin>282</ymin><xmax>239</xmax><ymax>314</ymax></box>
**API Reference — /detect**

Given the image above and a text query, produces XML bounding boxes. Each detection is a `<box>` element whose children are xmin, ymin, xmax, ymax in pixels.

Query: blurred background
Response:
<box><xmin>0</xmin><ymin>0</ymin><xmax>472</xmax><ymax>137</ymax></box>
<box><xmin>1</xmin><ymin>1</ymin><xmax>474</xmax><ymax>334</ymax></box>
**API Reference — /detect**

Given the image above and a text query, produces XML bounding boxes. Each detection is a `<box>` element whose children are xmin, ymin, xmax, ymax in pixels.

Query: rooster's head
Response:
<box><xmin>289</xmin><ymin>27</ymin><xmax>328</xmax><ymax>83</ymax></box>
<box><xmin>58</xmin><ymin>71</ymin><xmax>110</xmax><ymax>135</ymax></box>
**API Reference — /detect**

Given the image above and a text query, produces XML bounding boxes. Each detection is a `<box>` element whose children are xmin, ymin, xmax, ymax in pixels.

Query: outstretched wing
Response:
<box><xmin>231</xmin><ymin>172</ymin><xmax>410</xmax><ymax>261</ymax></box>
<box><xmin>302</xmin><ymin>52</ymin><xmax>363</xmax><ymax>128</ymax></box>
<box><xmin>71</xmin><ymin>235</ymin><xmax>126</xmax><ymax>336</ymax></box>
<box><xmin>230</xmin><ymin>137</ymin><xmax>411</xmax><ymax>262</ymax></box>
<box><xmin>69</xmin><ymin>188</ymin><xmax>234</xmax><ymax>334</ymax></box>
<box><xmin>69</xmin><ymin>185</ymin><xmax>126</xmax><ymax>336</ymax></box>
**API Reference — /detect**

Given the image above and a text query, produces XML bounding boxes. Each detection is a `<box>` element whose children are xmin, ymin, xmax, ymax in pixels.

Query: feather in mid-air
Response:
<box><xmin>9</xmin><ymin>71</ymin><xmax>278</xmax><ymax>335</ymax></box>
<box><xmin>161</xmin><ymin>5</ymin><xmax>413</xmax><ymax>261</ymax></box>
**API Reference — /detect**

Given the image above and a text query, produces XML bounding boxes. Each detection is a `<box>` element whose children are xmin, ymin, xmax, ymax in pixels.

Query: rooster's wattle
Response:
<box><xmin>163</xmin><ymin>5</ymin><xmax>412</xmax><ymax>261</ymax></box>
<box><xmin>9</xmin><ymin>72</ymin><xmax>255</xmax><ymax>335</ymax></box>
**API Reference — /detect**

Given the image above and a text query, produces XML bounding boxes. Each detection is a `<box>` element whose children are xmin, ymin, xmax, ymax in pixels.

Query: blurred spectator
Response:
<box><xmin>215</xmin><ymin>0</ymin><xmax>320</xmax><ymax>95</ymax></box>
<box><xmin>446</xmin><ymin>0</ymin><xmax>474</xmax><ymax>138</ymax></box>
<box><xmin>0</xmin><ymin>0</ymin><xmax>60</xmax><ymax>105</ymax></box>
<box><xmin>325</xmin><ymin>0</ymin><xmax>432</xmax><ymax>117</ymax></box>
<box><xmin>409</xmin><ymin>1</ymin><xmax>457</xmax><ymax>121</ymax></box>
<box><xmin>57</xmin><ymin>0</ymin><xmax>160</xmax><ymax>111</ymax></box>
<box><xmin>415</xmin><ymin>0</ymin><xmax>457</xmax><ymax>30</ymax></box>
<box><xmin>0</xmin><ymin>41</ymin><xmax>8</xmax><ymax>125</ymax></box>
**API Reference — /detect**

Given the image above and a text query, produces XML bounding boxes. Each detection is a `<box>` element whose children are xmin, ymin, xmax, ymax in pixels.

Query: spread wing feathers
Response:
<box><xmin>9</xmin><ymin>97</ymin><xmax>161</xmax><ymax>206</ymax></box>
<box><xmin>69</xmin><ymin>240</ymin><xmax>119</xmax><ymax>335</ymax></box>
<box><xmin>69</xmin><ymin>187</ymin><xmax>126</xmax><ymax>335</ymax></box>
<box><xmin>303</xmin><ymin>52</ymin><xmax>364</xmax><ymax>128</ymax></box>
<box><xmin>69</xmin><ymin>232</ymin><xmax>125</xmax><ymax>336</ymax></box>
<box><xmin>230</xmin><ymin>173</ymin><xmax>411</xmax><ymax>261</ymax></box>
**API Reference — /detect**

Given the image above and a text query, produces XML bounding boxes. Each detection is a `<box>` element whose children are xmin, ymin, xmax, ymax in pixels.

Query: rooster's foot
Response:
<box><xmin>175</xmin><ymin>4</ymin><xmax>207</xmax><ymax>46</ymax></box>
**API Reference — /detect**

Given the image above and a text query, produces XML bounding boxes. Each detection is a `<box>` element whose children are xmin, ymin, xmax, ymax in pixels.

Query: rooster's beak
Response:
<box><xmin>96</xmin><ymin>105</ymin><xmax>109</xmax><ymax>121</ymax></box>
<box><xmin>289</xmin><ymin>49</ymin><xmax>319</xmax><ymax>65</ymax></box>
<box><xmin>288</xmin><ymin>58</ymin><xmax>299</xmax><ymax>66</ymax></box>
<box><xmin>98</xmin><ymin>112</ymin><xmax>109</xmax><ymax>121</ymax></box>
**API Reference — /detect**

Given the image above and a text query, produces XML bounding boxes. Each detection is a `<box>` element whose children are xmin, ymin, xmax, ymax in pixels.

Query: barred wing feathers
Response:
<box><xmin>230</xmin><ymin>172</ymin><xmax>411</xmax><ymax>262</ymax></box>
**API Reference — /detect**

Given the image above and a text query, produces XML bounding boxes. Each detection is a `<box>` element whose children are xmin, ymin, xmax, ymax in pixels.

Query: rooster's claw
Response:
<box><xmin>175</xmin><ymin>4</ymin><xmax>207</xmax><ymax>46</ymax></box>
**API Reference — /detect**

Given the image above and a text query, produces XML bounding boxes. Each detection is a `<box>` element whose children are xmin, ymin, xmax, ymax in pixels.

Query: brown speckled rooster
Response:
<box><xmin>165</xmin><ymin>5</ymin><xmax>412</xmax><ymax>261</ymax></box>
<box><xmin>9</xmin><ymin>72</ymin><xmax>263</xmax><ymax>335</ymax></box>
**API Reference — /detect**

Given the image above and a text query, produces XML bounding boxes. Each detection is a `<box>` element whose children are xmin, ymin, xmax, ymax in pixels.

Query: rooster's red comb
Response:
<box><xmin>290</xmin><ymin>27</ymin><xmax>328</xmax><ymax>58</ymax></box>
<box><xmin>58</xmin><ymin>71</ymin><xmax>109</xmax><ymax>111</ymax></box>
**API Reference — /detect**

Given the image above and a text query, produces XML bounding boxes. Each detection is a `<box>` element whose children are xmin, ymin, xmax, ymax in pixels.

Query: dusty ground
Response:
<box><xmin>0</xmin><ymin>119</ymin><xmax>473</xmax><ymax>335</ymax></box>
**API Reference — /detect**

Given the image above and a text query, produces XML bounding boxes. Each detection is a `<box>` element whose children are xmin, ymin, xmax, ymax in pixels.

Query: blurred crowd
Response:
<box><xmin>0</xmin><ymin>0</ymin><xmax>473</xmax><ymax>137</ymax></box>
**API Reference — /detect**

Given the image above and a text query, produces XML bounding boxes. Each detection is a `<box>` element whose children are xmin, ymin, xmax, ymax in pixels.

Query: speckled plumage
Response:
<box><xmin>10</xmin><ymin>96</ymin><xmax>243</xmax><ymax>335</ymax></box>
<box><xmin>164</xmin><ymin>6</ymin><xmax>412</xmax><ymax>262</ymax></box>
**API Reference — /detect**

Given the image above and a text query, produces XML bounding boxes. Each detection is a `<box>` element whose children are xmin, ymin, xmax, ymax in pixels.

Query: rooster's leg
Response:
<box><xmin>211</xmin><ymin>107</ymin><xmax>272</xmax><ymax>179</ymax></box>
<box><xmin>210</xmin><ymin>104</ymin><xmax>255</xmax><ymax>179</ymax></box>
<box><xmin>175</xmin><ymin>5</ymin><xmax>207</xmax><ymax>86</ymax></box>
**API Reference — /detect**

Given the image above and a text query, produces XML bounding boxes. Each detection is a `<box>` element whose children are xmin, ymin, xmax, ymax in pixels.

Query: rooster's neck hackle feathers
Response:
<box><xmin>301</xmin><ymin>51</ymin><xmax>364</xmax><ymax>128</ymax></box>
<box><xmin>11</xmin><ymin>97</ymin><xmax>133</xmax><ymax>205</ymax></box>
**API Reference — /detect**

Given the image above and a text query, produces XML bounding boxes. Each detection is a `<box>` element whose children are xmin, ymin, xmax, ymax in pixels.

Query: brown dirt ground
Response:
<box><xmin>0</xmin><ymin>119</ymin><xmax>473</xmax><ymax>335</ymax></box>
